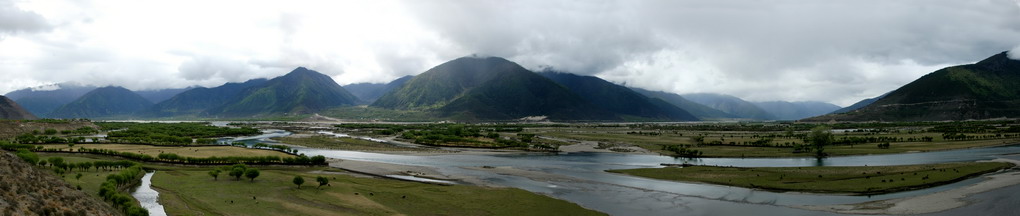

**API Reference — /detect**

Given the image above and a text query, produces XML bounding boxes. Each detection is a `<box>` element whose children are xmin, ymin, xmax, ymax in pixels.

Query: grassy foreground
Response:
<box><xmin>608</xmin><ymin>162</ymin><xmax>1014</xmax><ymax>195</ymax></box>
<box><xmin>38</xmin><ymin>153</ymin><xmax>604</xmax><ymax>215</ymax></box>
<box><xmin>153</xmin><ymin>166</ymin><xmax>604</xmax><ymax>216</ymax></box>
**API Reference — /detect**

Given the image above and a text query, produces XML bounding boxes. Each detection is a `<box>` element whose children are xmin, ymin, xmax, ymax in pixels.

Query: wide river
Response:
<box><xmin>236</xmin><ymin>130</ymin><xmax>1020</xmax><ymax>215</ymax></box>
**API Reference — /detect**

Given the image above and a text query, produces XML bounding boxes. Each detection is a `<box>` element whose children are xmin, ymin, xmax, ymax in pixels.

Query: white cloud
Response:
<box><xmin>1</xmin><ymin>0</ymin><xmax>1019</xmax><ymax>107</ymax></box>
<box><xmin>1010</xmin><ymin>45</ymin><xmax>1020</xmax><ymax>60</ymax></box>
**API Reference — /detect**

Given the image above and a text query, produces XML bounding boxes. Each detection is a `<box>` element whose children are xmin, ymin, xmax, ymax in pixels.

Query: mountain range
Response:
<box><xmin>343</xmin><ymin>76</ymin><xmax>413</xmax><ymax>104</ymax></box>
<box><xmin>31</xmin><ymin>52</ymin><xmax>1020</xmax><ymax>122</ymax></box>
<box><xmin>5</xmin><ymin>83</ymin><xmax>192</xmax><ymax>117</ymax></box>
<box><xmin>807</xmin><ymin>51</ymin><xmax>1020</xmax><ymax>121</ymax></box>
<box><xmin>373</xmin><ymin>57</ymin><xmax>617</xmax><ymax>120</ymax></box>
<box><xmin>681</xmin><ymin>93</ymin><xmax>778</xmax><ymax>120</ymax></box>
<box><xmin>538</xmin><ymin>71</ymin><xmax>697</xmax><ymax>121</ymax></box>
<box><xmin>0</xmin><ymin>96</ymin><xmax>38</xmax><ymax>120</ymax></box>
<box><xmin>48</xmin><ymin>86</ymin><xmax>154</xmax><ymax>118</ymax></box>
<box><xmin>752</xmin><ymin>101</ymin><xmax>841</xmax><ymax>120</ymax></box>
<box><xmin>200</xmin><ymin>67</ymin><xmax>359</xmax><ymax>117</ymax></box>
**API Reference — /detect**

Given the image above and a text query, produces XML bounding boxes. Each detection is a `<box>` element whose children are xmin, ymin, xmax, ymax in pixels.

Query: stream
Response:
<box><xmin>131</xmin><ymin>172</ymin><xmax>167</xmax><ymax>216</ymax></box>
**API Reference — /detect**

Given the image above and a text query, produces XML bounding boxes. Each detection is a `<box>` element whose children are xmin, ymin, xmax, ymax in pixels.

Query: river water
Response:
<box><xmin>226</xmin><ymin>130</ymin><xmax>1020</xmax><ymax>215</ymax></box>
<box><xmin>132</xmin><ymin>172</ymin><xmax>168</xmax><ymax>216</ymax></box>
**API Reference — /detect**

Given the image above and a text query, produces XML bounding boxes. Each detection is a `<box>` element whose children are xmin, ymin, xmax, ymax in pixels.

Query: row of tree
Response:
<box><xmin>97</xmin><ymin>164</ymin><xmax>149</xmax><ymax>216</ymax></box>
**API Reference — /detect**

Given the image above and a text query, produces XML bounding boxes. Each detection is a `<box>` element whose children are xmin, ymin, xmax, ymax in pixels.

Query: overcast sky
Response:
<box><xmin>2</xmin><ymin>0</ymin><xmax>1019</xmax><ymax>106</ymax></box>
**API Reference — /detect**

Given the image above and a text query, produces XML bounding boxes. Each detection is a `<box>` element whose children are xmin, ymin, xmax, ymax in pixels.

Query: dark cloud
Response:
<box><xmin>0</xmin><ymin>0</ymin><xmax>51</xmax><ymax>35</ymax></box>
<box><xmin>404</xmin><ymin>0</ymin><xmax>1020</xmax><ymax>105</ymax></box>
<box><xmin>2</xmin><ymin>0</ymin><xmax>1019</xmax><ymax>106</ymax></box>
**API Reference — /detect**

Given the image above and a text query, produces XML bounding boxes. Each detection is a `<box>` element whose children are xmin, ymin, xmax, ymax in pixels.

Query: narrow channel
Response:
<box><xmin>132</xmin><ymin>172</ymin><xmax>168</xmax><ymax>216</ymax></box>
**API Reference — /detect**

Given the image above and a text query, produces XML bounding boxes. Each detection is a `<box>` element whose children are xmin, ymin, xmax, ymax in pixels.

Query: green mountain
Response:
<box><xmin>631</xmin><ymin>88</ymin><xmax>736</xmax><ymax>119</ymax></box>
<box><xmin>49</xmin><ymin>86</ymin><xmax>153</xmax><ymax>119</ymax></box>
<box><xmin>0</xmin><ymin>96</ymin><xmax>38</xmax><ymax>120</ymax></box>
<box><xmin>373</xmin><ymin>56</ymin><xmax>616</xmax><ymax>120</ymax></box>
<box><xmin>539</xmin><ymin>71</ymin><xmax>698</xmax><ymax>121</ymax></box>
<box><xmin>144</xmin><ymin>79</ymin><xmax>268</xmax><ymax>117</ymax></box>
<box><xmin>4</xmin><ymin>83</ymin><xmax>96</xmax><ymax>117</ymax></box>
<box><xmin>202</xmin><ymin>67</ymin><xmax>359</xmax><ymax>117</ymax></box>
<box><xmin>135</xmin><ymin>87</ymin><xmax>194</xmax><ymax>104</ymax></box>
<box><xmin>752</xmin><ymin>101</ymin><xmax>841</xmax><ymax>120</ymax></box>
<box><xmin>829</xmin><ymin>92</ymin><xmax>888</xmax><ymax>114</ymax></box>
<box><xmin>343</xmin><ymin>75</ymin><xmax>413</xmax><ymax>104</ymax></box>
<box><xmin>807</xmin><ymin>51</ymin><xmax>1020</xmax><ymax>121</ymax></box>
<box><xmin>682</xmin><ymin>93</ymin><xmax>776</xmax><ymax>120</ymax></box>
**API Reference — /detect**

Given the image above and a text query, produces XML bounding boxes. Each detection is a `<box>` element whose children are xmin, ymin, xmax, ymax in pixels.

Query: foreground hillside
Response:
<box><xmin>808</xmin><ymin>52</ymin><xmax>1020</xmax><ymax>121</ymax></box>
<box><xmin>0</xmin><ymin>96</ymin><xmax>37</xmax><ymax>120</ymax></box>
<box><xmin>0</xmin><ymin>152</ymin><xmax>118</xmax><ymax>215</ymax></box>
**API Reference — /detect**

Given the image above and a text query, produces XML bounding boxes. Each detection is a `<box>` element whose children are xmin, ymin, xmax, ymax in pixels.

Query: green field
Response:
<box><xmin>153</xmin><ymin>166</ymin><xmax>603</xmax><ymax>216</ymax></box>
<box><xmin>36</xmin><ymin>153</ymin><xmax>604</xmax><ymax>215</ymax></box>
<box><xmin>38</xmin><ymin>144</ymin><xmax>294</xmax><ymax>158</ymax></box>
<box><xmin>536</xmin><ymin>128</ymin><xmax>1020</xmax><ymax>157</ymax></box>
<box><xmin>608</xmin><ymin>162</ymin><xmax>1014</xmax><ymax>194</ymax></box>
<box><xmin>272</xmin><ymin>135</ymin><xmax>421</xmax><ymax>152</ymax></box>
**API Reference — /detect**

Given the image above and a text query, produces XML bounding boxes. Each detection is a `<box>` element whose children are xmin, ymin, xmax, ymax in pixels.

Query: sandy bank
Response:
<box><xmin>797</xmin><ymin>158</ymin><xmax>1020</xmax><ymax>214</ymax></box>
<box><xmin>327</xmin><ymin>159</ymin><xmax>495</xmax><ymax>186</ymax></box>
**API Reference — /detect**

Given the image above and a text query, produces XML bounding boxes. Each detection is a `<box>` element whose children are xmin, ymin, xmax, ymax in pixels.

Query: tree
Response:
<box><xmin>14</xmin><ymin>149</ymin><xmax>39</xmax><ymax>164</ymax></box>
<box><xmin>293</xmin><ymin>176</ymin><xmax>305</xmax><ymax>188</ymax></box>
<box><xmin>48</xmin><ymin>157</ymin><xmax>65</xmax><ymax>168</ymax></box>
<box><xmin>208</xmin><ymin>169</ymin><xmax>221</xmax><ymax>180</ymax></box>
<box><xmin>316</xmin><ymin>176</ymin><xmax>329</xmax><ymax>188</ymax></box>
<box><xmin>310</xmin><ymin>155</ymin><xmax>326</xmax><ymax>165</ymax></box>
<box><xmin>692</xmin><ymin>136</ymin><xmax>705</xmax><ymax>146</ymax></box>
<box><xmin>808</xmin><ymin>126</ymin><xmax>833</xmax><ymax>158</ymax></box>
<box><xmin>75</xmin><ymin>173</ymin><xmax>83</xmax><ymax>181</ymax></box>
<box><xmin>229</xmin><ymin>164</ymin><xmax>247</xmax><ymax>180</ymax></box>
<box><xmin>245</xmin><ymin>168</ymin><xmax>260</xmax><ymax>182</ymax></box>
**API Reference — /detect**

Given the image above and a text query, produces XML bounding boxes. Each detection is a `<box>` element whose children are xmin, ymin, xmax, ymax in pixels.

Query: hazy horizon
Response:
<box><xmin>2</xmin><ymin>0</ymin><xmax>1020</xmax><ymax>106</ymax></box>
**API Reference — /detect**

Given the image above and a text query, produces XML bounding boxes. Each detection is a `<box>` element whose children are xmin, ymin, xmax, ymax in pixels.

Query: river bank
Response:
<box><xmin>797</xmin><ymin>158</ymin><xmax>1020</xmax><ymax>214</ymax></box>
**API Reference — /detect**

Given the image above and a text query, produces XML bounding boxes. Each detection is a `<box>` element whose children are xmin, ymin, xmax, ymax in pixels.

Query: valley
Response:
<box><xmin>5</xmin><ymin>119</ymin><xmax>1020</xmax><ymax>215</ymax></box>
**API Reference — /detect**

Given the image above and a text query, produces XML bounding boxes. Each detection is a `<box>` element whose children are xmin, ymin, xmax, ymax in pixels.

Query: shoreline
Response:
<box><xmin>795</xmin><ymin>158</ymin><xmax>1020</xmax><ymax>214</ymax></box>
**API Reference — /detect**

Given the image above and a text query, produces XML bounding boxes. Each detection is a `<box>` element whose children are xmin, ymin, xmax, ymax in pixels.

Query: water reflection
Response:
<box><xmin>131</xmin><ymin>172</ymin><xmax>167</xmax><ymax>216</ymax></box>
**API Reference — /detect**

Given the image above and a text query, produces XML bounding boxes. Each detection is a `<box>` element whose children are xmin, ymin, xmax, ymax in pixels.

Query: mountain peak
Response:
<box><xmin>49</xmin><ymin>86</ymin><xmax>153</xmax><ymax>119</ymax></box>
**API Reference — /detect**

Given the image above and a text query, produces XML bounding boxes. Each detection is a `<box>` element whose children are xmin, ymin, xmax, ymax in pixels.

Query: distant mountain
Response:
<box><xmin>135</xmin><ymin>87</ymin><xmax>194</xmax><ymax>104</ymax></box>
<box><xmin>631</xmin><ymin>88</ymin><xmax>736</xmax><ymax>119</ymax></box>
<box><xmin>807</xmin><ymin>51</ymin><xmax>1020</xmax><ymax>121</ymax></box>
<box><xmin>343</xmin><ymin>75</ymin><xmax>413</xmax><ymax>104</ymax></box>
<box><xmin>144</xmin><ymin>79</ymin><xmax>268</xmax><ymax>117</ymax></box>
<box><xmin>373</xmin><ymin>56</ymin><xmax>616</xmax><ymax>120</ymax></box>
<box><xmin>752</xmin><ymin>101</ymin><xmax>841</xmax><ymax>120</ymax></box>
<box><xmin>829</xmin><ymin>92</ymin><xmax>889</xmax><ymax>114</ymax></box>
<box><xmin>49</xmin><ymin>86</ymin><xmax>153</xmax><ymax>119</ymax></box>
<box><xmin>0</xmin><ymin>96</ymin><xmax>38</xmax><ymax>120</ymax></box>
<box><xmin>682</xmin><ymin>93</ymin><xmax>776</xmax><ymax>120</ymax></box>
<box><xmin>202</xmin><ymin>67</ymin><xmax>359</xmax><ymax>117</ymax></box>
<box><xmin>539</xmin><ymin>71</ymin><xmax>698</xmax><ymax>121</ymax></box>
<box><xmin>4</xmin><ymin>83</ymin><xmax>97</xmax><ymax>117</ymax></box>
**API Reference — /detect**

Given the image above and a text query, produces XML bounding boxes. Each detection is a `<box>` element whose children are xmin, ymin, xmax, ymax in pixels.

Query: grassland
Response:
<box><xmin>152</xmin><ymin>166</ymin><xmax>603</xmax><ymax>216</ymax></box>
<box><xmin>37</xmin><ymin>144</ymin><xmax>294</xmax><ymax>158</ymax></box>
<box><xmin>272</xmin><ymin>135</ymin><xmax>421</xmax><ymax>152</ymax></box>
<box><xmin>535</xmin><ymin>127</ymin><xmax>1020</xmax><ymax>157</ymax></box>
<box><xmin>608</xmin><ymin>162</ymin><xmax>1014</xmax><ymax>195</ymax></box>
<box><xmin>34</xmin><ymin>152</ymin><xmax>604</xmax><ymax>215</ymax></box>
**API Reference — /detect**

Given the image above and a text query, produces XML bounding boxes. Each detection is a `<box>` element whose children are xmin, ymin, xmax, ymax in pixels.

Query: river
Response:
<box><xmin>228</xmin><ymin>130</ymin><xmax>1020</xmax><ymax>215</ymax></box>
<box><xmin>132</xmin><ymin>172</ymin><xmax>167</xmax><ymax>216</ymax></box>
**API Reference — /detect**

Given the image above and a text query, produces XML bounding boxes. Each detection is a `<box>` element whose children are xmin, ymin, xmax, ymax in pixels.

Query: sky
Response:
<box><xmin>2</xmin><ymin>0</ymin><xmax>1020</xmax><ymax>106</ymax></box>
